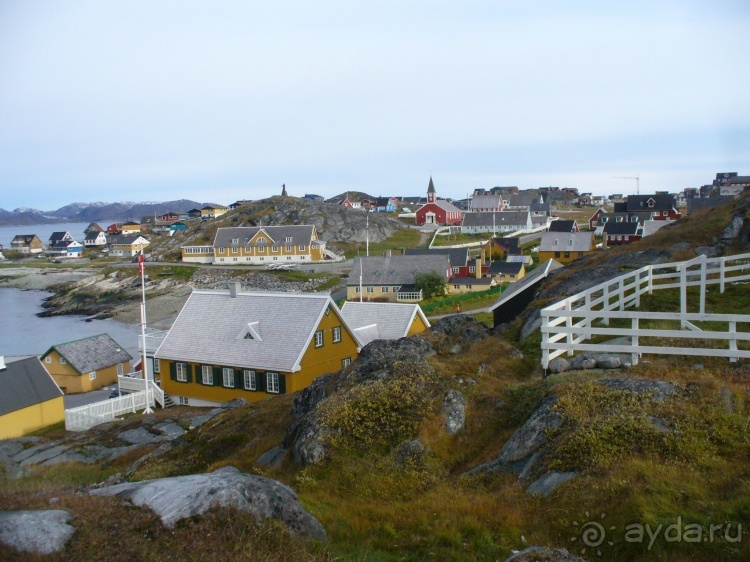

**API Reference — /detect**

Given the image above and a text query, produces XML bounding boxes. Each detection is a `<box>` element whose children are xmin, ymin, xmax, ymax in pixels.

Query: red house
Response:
<box><xmin>106</xmin><ymin>223</ymin><xmax>122</xmax><ymax>234</ymax></box>
<box><xmin>415</xmin><ymin>177</ymin><xmax>463</xmax><ymax>226</ymax></box>
<box><xmin>588</xmin><ymin>207</ymin><xmax>606</xmax><ymax>230</ymax></box>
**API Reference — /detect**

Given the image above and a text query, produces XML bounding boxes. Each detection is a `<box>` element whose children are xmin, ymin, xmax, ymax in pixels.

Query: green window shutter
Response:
<box><xmin>279</xmin><ymin>374</ymin><xmax>286</xmax><ymax>394</ymax></box>
<box><xmin>234</xmin><ymin>369</ymin><xmax>242</xmax><ymax>389</ymax></box>
<box><xmin>185</xmin><ymin>364</ymin><xmax>193</xmax><ymax>383</ymax></box>
<box><xmin>169</xmin><ymin>362</ymin><xmax>177</xmax><ymax>381</ymax></box>
<box><xmin>257</xmin><ymin>372</ymin><xmax>266</xmax><ymax>393</ymax></box>
<box><xmin>213</xmin><ymin>366</ymin><xmax>222</xmax><ymax>386</ymax></box>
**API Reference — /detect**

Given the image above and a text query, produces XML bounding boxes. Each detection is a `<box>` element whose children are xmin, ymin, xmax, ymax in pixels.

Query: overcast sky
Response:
<box><xmin>1</xmin><ymin>0</ymin><xmax>748</xmax><ymax>211</ymax></box>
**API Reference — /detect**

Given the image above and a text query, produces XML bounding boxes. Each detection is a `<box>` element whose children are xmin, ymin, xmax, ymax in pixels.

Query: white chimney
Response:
<box><xmin>229</xmin><ymin>282</ymin><xmax>241</xmax><ymax>298</ymax></box>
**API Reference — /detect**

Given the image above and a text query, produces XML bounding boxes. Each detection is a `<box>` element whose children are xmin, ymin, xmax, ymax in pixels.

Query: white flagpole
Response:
<box><xmin>140</xmin><ymin>248</ymin><xmax>153</xmax><ymax>414</ymax></box>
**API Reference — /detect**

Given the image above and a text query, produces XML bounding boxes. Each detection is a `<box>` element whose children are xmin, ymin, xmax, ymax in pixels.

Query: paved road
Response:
<box><xmin>518</xmin><ymin>232</ymin><xmax>543</xmax><ymax>245</ymax></box>
<box><xmin>63</xmin><ymin>385</ymin><xmax>118</xmax><ymax>409</ymax></box>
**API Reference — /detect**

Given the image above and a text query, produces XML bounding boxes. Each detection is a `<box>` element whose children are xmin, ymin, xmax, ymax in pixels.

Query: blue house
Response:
<box><xmin>374</xmin><ymin>197</ymin><xmax>396</xmax><ymax>213</ymax></box>
<box><xmin>170</xmin><ymin>221</ymin><xmax>187</xmax><ymax>234</ymax></box>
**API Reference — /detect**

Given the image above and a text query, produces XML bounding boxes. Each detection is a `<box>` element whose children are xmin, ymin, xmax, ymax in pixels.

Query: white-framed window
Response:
<box><xmin>258</xmin><ymin>237</ymin><xmax>266</xmax><ymax>243</ymax></box>
<box><xmin>285</xmin><ymin>244</ymin><xmax>292</xmax><ymax>252</ymax></box>
<box><xmin>342</xmin><ymin>357</ymin><xmax>351</xmax><ymax>368</ymax></box>
<box><xmin>117</xmin><ymin>363</ymin><xmax>124</xmax><ymax>376</ymax></box>
<box><xmin>232</xmin><ymin>238</ymin><xmax>239</xmax><ymax>244</ymax></box>
<box><xmin>202</xmin><ymin>365</ymin><xmax>213</xmax><ymax>385</ymax></box>
<box><xmin>366</xmin><ymin>286</ymin><xmax>374</xmax><ymax>293</ymax></box>
<box><xmin>45</xmin><ymin>357</ymin><xmax>51</xmax><ymax>364</ymax></box>
<box><xmin>153</xmin><ymin>358</ymin><xmax>160</xmax><ymax>373</ymax></box>
<box><xmin>333</xmin><ymin>326</ymin><xmax>342</xmax><ymax>343</ymax></box>
<box><xmin>219</xmin><ymin>247</ymin><xmax>225</xmax><ymax>253</ymax></box>
<box><xmin>223</xmin><ymin>368</ymin><xmax>234</xmax><ymax>388</ymax></box>
<box><xmin>258</xmin><ymin>245</ymin><xmax>266</xmax><ymax>253</ymax></box>
<box><xmin>272</xmin><ymin>245</ymin><xmax>278</xmax><ymax>252</ymax></box>
<box><xmin>453</xmin><ymin>267</ymin><xmax>460</xmax><ymax>274</ymax></box>
<box><xmin>89</xmin><ymin>372</ymin><xmax>96</xmax><ymax>380</ymax></box>
<box><xmin>285</xmin><ymin>236</ymin><xmax>292</xmax><ymax>242</ymax></box>
<box><xmin>381</xmin><ymin>286</ymin><xmax>389</xmax><ymax>293</ymax></box>
<box><xmin>469</xmin><ymin>266</ymin><xmax>475</xmax><ymax>273</ymax></box>
<box><xmin>467</xmin><ymin>284</ymin><xmax>472</xmax><ymax>289</ymax></box>
<box><xmin>299</xmin><ymin>245</ymin><xmax>306</xmax><ymax>251</ymax></box>
<box><xmin>314</xmin><ymin>330</ymin><xmax>324</xmax><ymax>348</ymax></box>
<box><xmin>267</xmin><ymin>372</ymin><xmax>279</xmax><ymax>394</ymax></box>
<box><xmin>231</xmin><ymin>247</ymin><xmax>238</xmax><ymax>253</ymax></box>
<box><xmin>176</xmin><ymin>363</ymin><xmax>187</xmax><ymax>382</ymax></box>
<box><xmin>454</xmin><ymin>284</ymin><xmax>460</xmax><ymax>289</ymax></box>
<box><xmin>244</xmin><ymin>370</ymin><xmax>256</xmax><ymax>390</ymax></box>
<box><xmin>179</xmin><ymin>396</ymin><xmax>189</xmax><ymax>405</ymax></box>
<box><xmin>355</xmin><ymin>286</ymin><xmax>360</xmax><ymax>293</ymax></box>
<box><xmin>60</xmin><ymin>357</ymin><xmax>67</xmax><ymax>364</ymax></box>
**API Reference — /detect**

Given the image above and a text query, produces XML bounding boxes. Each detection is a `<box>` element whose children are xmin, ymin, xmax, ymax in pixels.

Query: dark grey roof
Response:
<box><xmin>0</xmin><ymin>357</ymin><xmax>63</xmax><ymax>416</ymax></box>
<box><xmin>530</xmin><ymin>199</ymin><xmax>551</xmax><ymax>214</ymax></box>
<box><xmin>374</xmin><ymin>197</ymin><xmax>392</xmax><ymax>207</ymax></box>
<box><xmin>348</xmin><ymin>255</ymin><xmax>450</xmax><ymax>286</ymax></box>
<box><xmin>539</xmin><ymin>232</ymin><xmax>595</xmax><ymax>252</ymax></box>
<box><xmin>85</xmin><ymin>231</ymin><xmax>103</xmax><ymax>242</ymax></box>
<box><xmin>84</xmin><ymin>222</ymin><xmax>103</xmax><ymax>233</ymax></box>
<box><xmin>603</xmin><ymin>222</ymin><xmax>640</xmax><ymax>235</ymax></box>
<box><xmin>548</xmin><ymin>220</ymin><xmax>577</xmax><ymax>232</ymax></box>
<box><xmin>11</xmin><ymin>234</ymin><xmax>39</xmax><ymax>244</ymax></box>
<box><xmin>213</xmin><ymin>226</ymin><xmax>315</xmax><ymax>248</ymax></box>
<box><xmin>42</xmin><ymin>334</ymin><xmax>133</xmax><ymax>375</ymax></box>
<box><xmin>404</xmin><ymin>247</ymin><xmax>469</xmax><ymax>268</ymax></box>
<box><xmin>489</xmin><ymin>260</ymin><xmax>564</xmax><ymax>312</ymax></box>
<box><xmin>462</xmin><ymin>211</ymin><xmax>530</xmax><ymax>228</ymax></box>
<box><xmin>487</xmin><ymin>261</ymin><xmax>524</xmax><ymax>275</ymax></box>
<box><xmin>508</xmin><ymin>191</ymin><xmax>543</xmax><ymax>207</ymax></box>
<box><xmin>626</xmin><ymin>194</ymin><xmax>675</xmax><ymax>212</ymax></box>
<box><xmin>489</xmin><ymin>237</ymin><xmax>522</xmax><ymax>254</ymax></box>
<box><xmin>420</xmin><ymin>200</ymin><xmax>462</xmax><ymax>213</ymax></box>
<box><xmin>450</xmin><ymin>276</ymin><xmax>494</xmax><ymax>286</ymax></box>
<box><xmin>427</xmin><ymin>177</ymin><xmax>436</xmax><ymax>193</ymax></box>
<box><xmin>49</xmin><ymin>231</ymin><xmax>71</xmax><ymax>244</ymax></box>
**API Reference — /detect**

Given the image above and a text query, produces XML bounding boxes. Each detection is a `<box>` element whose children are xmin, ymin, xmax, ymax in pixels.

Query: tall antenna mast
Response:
<box><xmin>613</xmin><ymin>174</ymin><xmax>640</xmax><ymax>195</ymax></box>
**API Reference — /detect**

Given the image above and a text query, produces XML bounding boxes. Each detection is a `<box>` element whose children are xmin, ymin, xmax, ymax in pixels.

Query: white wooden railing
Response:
<box><xmin>64</xmin><ymin>373</ymin><xmax>166</xmax><ymax>431</ymax></box>
<box><xmin>541</xmin><ymin>252</ymin><xmax>750</xmax><ymax>369</ymax></box>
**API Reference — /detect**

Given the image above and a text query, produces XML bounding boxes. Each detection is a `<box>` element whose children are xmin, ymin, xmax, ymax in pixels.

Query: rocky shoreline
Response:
<box><xmin>0</xmin><ymin>266</ymin><xmax>345</xmax><ymax>329</ymax></box>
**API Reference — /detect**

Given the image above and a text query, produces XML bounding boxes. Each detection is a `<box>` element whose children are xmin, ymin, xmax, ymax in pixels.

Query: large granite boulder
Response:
<box><xmin>442</xmin><ymin>390</ymin><xmax>466</xmax><ymax>436</ymax></box>
<box><xmin>90</xmin><ymin>466</ymin><xmax>326</xmax><ymax>540</ymax></box>
<box><xmin>346</xmin><ymin>335</ymin><xmax>434</xmax><ymax>381</ymax></box>
<box><xmin>0</xmin><ymin>510</ymin><xmax>75</xmax><ymax>554</ymax></box>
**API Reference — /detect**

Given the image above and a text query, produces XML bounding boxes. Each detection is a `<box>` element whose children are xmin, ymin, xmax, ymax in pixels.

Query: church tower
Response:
<box><xmin>427</xmin><ymin>176</ymin><xmax>436</xmax><ymax>203</ymax></box>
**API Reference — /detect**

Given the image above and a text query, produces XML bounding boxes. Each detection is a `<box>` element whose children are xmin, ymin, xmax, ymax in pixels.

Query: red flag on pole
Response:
<box><xmin>138</xmin><ymin>250</ymin><xmax>144</xmax><ymax>275</ymax></box>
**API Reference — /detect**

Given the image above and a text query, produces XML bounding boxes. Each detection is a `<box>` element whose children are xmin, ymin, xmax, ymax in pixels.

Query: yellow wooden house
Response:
<box><xmin>181</xmin><ymin>225</ymin><xmax>329</xmax><ymax>265</ymax></box>
<box><xmin>40</xmin><ymin>334</ymin><xmax>134</xmax><ymax>394</ymax></box>
<box><xmin>538</xmin><ymin>231</ymin><xmax>596</xmax><ymax>264</ymax></box>
<box><xmin>200</xmin><ymin>205</ymin><xmax>229</xmax><ymax>219</ymax></box>
<box><xmin>120</xmin><ymin>222</ymin><xmax>142</xmax><ymax>235</ymax></box>
<box><xmin>0</xmin><ymin>356</ymin><xmax>65</xmax><ymax>440</ymax></box>
<box><xmin>154</xmin><ymin>286</ymin><xmax>361</xmax><ymax>407</ymax></box>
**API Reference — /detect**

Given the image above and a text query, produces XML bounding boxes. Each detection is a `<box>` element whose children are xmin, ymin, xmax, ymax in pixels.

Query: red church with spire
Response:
<box><xmin>415</xmin><ymin>177</ymin><xmax>463</xmax><ymax>226</ymax></box>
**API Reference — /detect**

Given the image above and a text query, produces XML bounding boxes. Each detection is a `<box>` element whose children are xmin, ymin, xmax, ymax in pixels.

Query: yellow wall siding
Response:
<box><xmin>0</xmin><ymin>397</ymin><xmax>65</xmax><ymax>440</ymax></box>
<box><xmin>407</xmin><ymin>315</ymin><xmax>429</xmax><ymax>336</ymax></box>
<box><xmin>346</xmin><ymin>286</ymin><xmax>398</xmax><ymax>302</ymax></box>
<box><xmin>161</xmin><ymin>365</ymin><xmax>275</xmax><ymax>403</ymax></box>
<box><xmin>539</xmin><ymin>251</ymin><xmax>589</xmax><ymax>264</ymax></box>
<box><xmin>43</xmin><ymin>351</ymin><xmax>123</xmax><ymax>393</ymax></box>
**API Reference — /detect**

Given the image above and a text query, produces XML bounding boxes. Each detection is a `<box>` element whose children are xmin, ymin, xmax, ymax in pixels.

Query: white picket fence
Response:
<box><xmin>64</xmin><ymin>374</ymin><xmax>166</xmax><ymax>431</ymax></box>
<box><xmin>541</xmin><ymin>252</ymin><xmax>750</xmax><ymax>369</ymax></box>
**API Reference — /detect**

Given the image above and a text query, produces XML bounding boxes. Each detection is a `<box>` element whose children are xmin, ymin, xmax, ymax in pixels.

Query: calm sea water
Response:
<box><xmin>0</xmin><ymin>287</ymin><xmax>140</xmax><ymax>356</ymax></box>
<box><xmin>0</xmin><ymin>221</ymin><xmax>120</xmax><ymax>249</ymax></box>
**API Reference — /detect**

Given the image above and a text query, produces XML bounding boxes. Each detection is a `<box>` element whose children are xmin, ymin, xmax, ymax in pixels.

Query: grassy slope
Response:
<box><xmin>3</xmin><ymin>197</ymin><xmax>750</xmax><ymax>560</ymax></box>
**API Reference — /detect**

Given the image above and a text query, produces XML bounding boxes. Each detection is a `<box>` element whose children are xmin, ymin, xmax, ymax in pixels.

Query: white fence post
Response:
<box><xmin>631</xmin><ymin>317</ymin><xmax>639</xmax><ymax>366</ymax></box>
<box><xmin>700</xmin><ymin>255</ymin><xmax>707</xmax><ymax>315</ymax></box>
<box><xmin>680</xmin><ymin>263</ymin><xmax>688</xmax><ymax>329</ymax></box>
<box><xmin>720</xmin><ymin>257</ymin><xmax>726</xmax><ymax>294</ymax></box>
<box><xmin>729</xmin><ymin>320</ymin><xmax>738</xmax><ymax>363</ymax></box>
<box><xmin>618</xmin><ymin>278</ymin><xmax>625</xmax><ymax>311</ymax></box>
<box><xmin>602</xmin><ymin>283</ymin><xmax>610</xmax><ymax>326</ymax></box>
<box><xmin>565</xmin><ymin>301</ymin><xmax>574</xmax><ymax>356</ymax></box>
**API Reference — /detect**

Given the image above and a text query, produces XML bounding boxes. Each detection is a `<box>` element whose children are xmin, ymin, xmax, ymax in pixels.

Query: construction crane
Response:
<box><xmin>613</xmin><ymin>174</ymin><xmax>640</xmax><ymax>195</ymax></box>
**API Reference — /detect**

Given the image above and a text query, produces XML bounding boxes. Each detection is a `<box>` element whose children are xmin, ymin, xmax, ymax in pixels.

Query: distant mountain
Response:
<box><xmin>0</xmin><ymin>200</ymin><xmax>207</xmax><ymax>226</ymax></box>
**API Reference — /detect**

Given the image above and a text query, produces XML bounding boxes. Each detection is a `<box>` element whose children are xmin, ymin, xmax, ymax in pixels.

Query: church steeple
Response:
<box><xmin>427</xmin><ymin>176</ymin><xmax>436</xmax><ymax>203</ymax></box>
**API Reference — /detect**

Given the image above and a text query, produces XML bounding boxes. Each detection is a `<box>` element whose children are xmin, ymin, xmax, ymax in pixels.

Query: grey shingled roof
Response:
<box><xmin>539</xmin><ymin>232</ymin><xmax>595</xmax><ymax>252</ymax></box>
<box><xmin>489</xmin><ymin>260</ymin><xmax>564</xmax><ymax>312</ymax></box>
<box><xmin>0</xmin><ymin>357</ymin><xmax>63</xmax><ymax>416</ymax></box>
<box><xmin>403</xmin><ymin>247</ymin><xmax>469</xmax><ymax>268</ymax></box>
<box><xmin>109</xmin><ymin>234</ymin><xmax>148</xmax><ymax>245</ymax></box>
<box><xmin>603</xmin><ymin>222</ymin><xmax>640</xmax><ymax>236</ymax></box>
<box><xmin>340</xmin><ymin>302</ymin><xmax>429</xmax><ymax>346</ymax></box>
<box><xmin>11</xmin><ymin>235</ymin><xmax>39</xmax><ymax>245</ymax></box>
<box><xmin>469</xmin><ymin>194</ymin><xmax>503</xmax><ymax>211</ymax></box>
<box><xmin>626</xmin><ymin>194</ymin><xmax>675</xmax><ymax>212</ymax></box>
<box><xmin>462</xmin><ymin>211</ymin><xmax>530</xmax><ymax>228</ymax></box>
<box><xmin>42</xmin><ymin>334</ymin><xmax>133</xmax><ymax>375</ymax></box>
<box><xmin>155</xmin><ymin>291</ymin><xmax>344</xmax><ymax>372</ymax></box>
<box><xmin>213</xmin><ymin>226</ymin><xmax>315</xmax><ymax>248</ymax></box>
<box><xmin>348</xmin><ymin>255</ymin><xmax>450</xmax><ymax>286</ymax></box>
<box><xmin>424</xmin><ymin>200</ymin><xmax>462</xmax><ymax>213</ymax></box>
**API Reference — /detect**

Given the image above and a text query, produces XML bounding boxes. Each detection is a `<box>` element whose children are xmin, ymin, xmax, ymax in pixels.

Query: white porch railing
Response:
<box><xmin>64</xmin><ymin>374</ymin><xmax>166</xmax><ymax>431</ymax></box>
<box><xmin>541</xmin><ymin>252</ymin><xmax>750</xmax><ymax>369</ymax></box>
<box><xmin>397</xmin><ymin>290</ymin><xmax>424</xmax><ymax>302</ymax></box>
